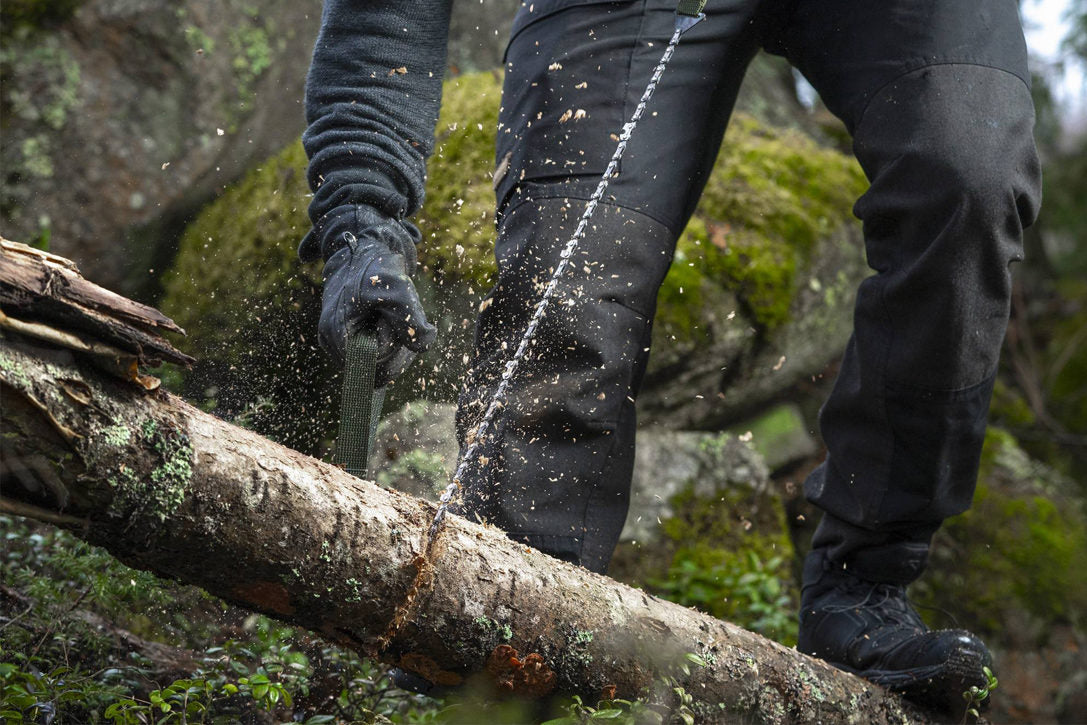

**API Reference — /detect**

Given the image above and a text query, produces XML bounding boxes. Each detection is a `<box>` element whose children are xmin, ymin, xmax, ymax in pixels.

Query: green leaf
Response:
<box><xmin>685</xmin><ymin>653</ymin><xmax>709</xmax><ymax>668</ymax></box>
<box><xmin>590</xmin><ymin>708</ymin><xmax>624</xmax><ymax>719</ymax></box>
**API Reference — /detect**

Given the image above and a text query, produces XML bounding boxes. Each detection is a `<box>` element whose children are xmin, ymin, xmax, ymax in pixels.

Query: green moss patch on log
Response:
<box><xmin>104</xmin><ymin>420</ymin><xmax>194</xmax><ymax>525</ymax></box>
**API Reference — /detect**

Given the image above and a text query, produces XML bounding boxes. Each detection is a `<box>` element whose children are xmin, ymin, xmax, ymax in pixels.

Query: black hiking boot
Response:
<box><xmin>798</xmin><ymin>551</ymin><xmax>992</xmax><ymax>716</ymax></box>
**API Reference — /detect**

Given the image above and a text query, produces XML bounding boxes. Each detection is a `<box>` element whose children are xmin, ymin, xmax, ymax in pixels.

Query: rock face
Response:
<box><xmin>369</xmin><ymin>400</ymin><xmax>774</xmax><ymax>552</ymax></box>
<box><xmin>1</xmin><ymin>0</ymin><xmax>320</xmax><ymax>295</ymax></box>
<box><xmin>622</xmin><ymin>427</ymin><xmax>770</xmax><ymax>548</ymax></box>
<box><xmin>371</xmin><ymin>400</ymin><xmax>461</xmax><ymax>502</ymax></box>
<box><xmin>915</xmin><ymin>428</ymin><xmax>1087</xmax><ymax>725</ymax></box>
<box><xmin>160</xmin><ymin>69</ymin><xmax>866</xmax><ymax>453</ymax></box>
<box><xmin>0</xmin><ymin>0</ymin><xmax>547</xmax><ymax>300</ymax></box>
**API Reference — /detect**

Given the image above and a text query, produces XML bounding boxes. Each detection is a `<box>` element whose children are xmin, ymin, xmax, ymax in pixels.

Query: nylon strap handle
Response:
<box><xmin>675</xmin><ymin>0</ymin><xmax>706</xmax><ymax>16</ymax></box>
<box><xmin>674</xmin><ymin>0</ymin><xmax>706</xmax><ymax>33</ymax></box>
<box><xmin>335</xmin><ymin>332</ymin><xmax>386</xmax><ymax>478</ymax></box>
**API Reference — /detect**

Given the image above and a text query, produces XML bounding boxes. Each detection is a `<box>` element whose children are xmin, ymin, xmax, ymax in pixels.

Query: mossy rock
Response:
<box><xmin>915</xmin><ymin>427</ymin><xmax>1087</xmax><ymax>644</ymax></box>
<box><xmin>416</xmin><ymin>71</ymin><xmax>504</xmax><ymax>288</ymax></box>
<box><xmin>640</xmin><ymin>113</ymin><xmax>868</xmax><ymax>428</ymax></box>
<box><xmin>611</xmin><ymin>431</ymin><xmax>798</xmax><ymax>645</ymax></box>
<box><xmin>158</xmin><ymin>141</ymin><xmax>337</xmax><ymax>451</ymax></box>
<box><xmin>162</xmin><ymin>68</ymin><xmax>866</xmax><ymax>450</ymax></box>
<box><xmin>158</xmin><ymin>76</ymin><xmax>500</xmax><ymax>453</ymax></box>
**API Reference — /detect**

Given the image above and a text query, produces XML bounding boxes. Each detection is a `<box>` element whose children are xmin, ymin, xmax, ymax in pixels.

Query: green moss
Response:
<box><xmin>416</xmin><ymin>71</ymin><xmax>505</xmax><ymax>287</ymax></box>
<box><xmin>101</xmin><ymin>424</ymin><xmax>131</xmax><ymax>448</ymax></box>
<box><xmin>0</xmin><ymin>25</ymin><xmax>81</xmax><ymax>222</ymax></box>
<box><xmin>472</xmin><ymin>616</ymin><xmax>513</xmax><ymax>643</ymax></box>
<box><xmin>658</xmin><ymin>113</ymin><xmax>866</xmax><ymax>336</ymax></box>
<box><xmin>637</xmin><ymin>435</ymin><xmax>799</xmax><ymax>645</ymax></box>
<box><xmin>559</xmin><ymin>626</ymin><xmax>596</xmax><ymax>670</ymax></box>
<box><xmin>184</xmin><ymin>25</ymin><xmax>215</xmax><ymax>54</ymax></box>
<box><xmin>105</xmin><ymin>419</ymin><xmax>193</xmax><ymax>525</ymax></box>
<box><xmin>158</xmin><ymin>140</ymin><xmax>333</xmax><ymax>449</ymax></box>
<box><xmin>918</xmin><ymin>428</ymin><xmax>1087</xmax><ymax>636</ymax></box>
<box><xmin>344</xmin><ymin>577</ymin><xmax>363</xmax><ymax>603</ymax></box>
<box><xmin>658</xmin><ymin>436</ymin><xmax>790</xmax><ymax>551</ymax></box>
<box><xmin>158</xmin><ymin>141</ymin><xmax>310</xmax><ymax>311</ymax></box>
<box><xmin>988</xmin><ymin>378</ymin><xmax>1036</xmax><ymax>430</ymax></box>
<box><xmin>0</xmin><ymin>348</ymin><xmax>33</xmax><ymax>389</ymax></box>
<box><xmin>229</xmin><ymin>22</ymin><xmax>273</xmax><ymax>116</ymax></box>
<box><xmin>726</xmin><ymin>403</ymin><xmax>812</xmax><ymax>471</ymax></box>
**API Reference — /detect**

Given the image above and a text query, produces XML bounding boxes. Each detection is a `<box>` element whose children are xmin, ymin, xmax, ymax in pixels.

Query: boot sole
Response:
<box><xmin>849</xmin><ymin>642</ymin><xmax>991</xmax><ymax>716</ymax></box>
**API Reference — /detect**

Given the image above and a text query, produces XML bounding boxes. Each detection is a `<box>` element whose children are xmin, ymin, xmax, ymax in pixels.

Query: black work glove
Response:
<box><xmin>301</xmin><ymin>204</ymin><xmax>437</xmax><ymax>385</ymax></box>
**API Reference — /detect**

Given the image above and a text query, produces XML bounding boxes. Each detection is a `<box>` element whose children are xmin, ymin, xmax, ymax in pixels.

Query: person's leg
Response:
<box><xmin>455</xmin><ymin>0</ymin><xmax>771</xmax><ymax>574</ymax></box>
<box><xmin>770</xmin><ymin>0</ymin><xmax>1042</xmax><ymax>710</ymax></box>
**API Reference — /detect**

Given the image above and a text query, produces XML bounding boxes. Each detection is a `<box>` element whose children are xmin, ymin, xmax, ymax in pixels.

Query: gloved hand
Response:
<box><xmin>302</xmin><ymin>204</ymin><xmax>437</xmax><ymax>385</ymax></box>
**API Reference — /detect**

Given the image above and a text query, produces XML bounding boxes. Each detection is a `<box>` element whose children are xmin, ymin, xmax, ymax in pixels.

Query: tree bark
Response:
<box><xmin>0</xmin><ymin>244</ymin><xmax>931</xmax><ymax>724</ymax></box>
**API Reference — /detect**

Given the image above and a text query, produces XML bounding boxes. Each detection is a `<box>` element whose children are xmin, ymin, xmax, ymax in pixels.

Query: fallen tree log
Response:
<box><xmin>0</xmin><ymin>244</ymin><xmax>929</xmax><ymax>723</ymax></box>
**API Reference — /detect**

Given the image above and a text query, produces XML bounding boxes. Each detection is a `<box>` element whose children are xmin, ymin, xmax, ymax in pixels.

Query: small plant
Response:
<box><xmin>541</xmin><ymin>654</ymin><xmax>707</xmax><ymax>725</ymax></box>
<box><xmin>0</xmin><ymin>662</ymin><xmax>114</xmax><ymax>724</ymax></box>
<box><xmin>101</xmin><ymin>675</ymin><xmax>289</xmax><ymax>724</ymax></box>
<box><xmin>650</xmin><ymin>549</ymin><xmax>797</xmax><ymax>645</ymax></box>
<box><xmin>541</xmin><ymin>694</ymin><xmax>662</xmax><ymax>724</ymax></box>
<box><xmin>960</xmin><ymin>666</ymin><xmax>998</xmax><ymax>724</ymax></box>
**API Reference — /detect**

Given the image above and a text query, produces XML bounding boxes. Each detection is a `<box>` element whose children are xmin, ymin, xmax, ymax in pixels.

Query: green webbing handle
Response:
<box><xmin>675</xmin><ymin>0</ymin><xmax>706</xmax><ymax>33</ymax></box>
<box><xmin>335</xmin><ymin>332</ymin><xmax>386</xmax><ymax>478</ymax></box>
<box><xmin>676</xmin><ymin>0</ymin><xmax>707</xmax><ymax>17</ymax></box>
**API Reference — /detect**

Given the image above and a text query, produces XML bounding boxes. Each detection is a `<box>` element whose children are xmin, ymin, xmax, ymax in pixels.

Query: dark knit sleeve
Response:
<box><xmin>300</xmin><ymin>0</ymin><xmax>452</xmax><ymax>261</ymax></box>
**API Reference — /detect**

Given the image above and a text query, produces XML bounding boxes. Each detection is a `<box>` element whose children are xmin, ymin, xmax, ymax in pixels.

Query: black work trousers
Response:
<box><xmin>454</xmin><ymin>0</ymin><xmax>1042</xmax><ymax>582</ymax></box>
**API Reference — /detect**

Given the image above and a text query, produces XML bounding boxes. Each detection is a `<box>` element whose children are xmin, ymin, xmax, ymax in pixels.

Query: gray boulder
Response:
<box><xmin>1</xmin><ymin>0</ymin><xmax>322</xmax><ymax>294</ymax></box>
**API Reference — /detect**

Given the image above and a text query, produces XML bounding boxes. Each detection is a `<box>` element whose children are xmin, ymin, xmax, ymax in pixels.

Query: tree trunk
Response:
<box><xmin>0</xmin><ymin>242</ymin><xmax>930</xmax><ymax>724</ymax></box>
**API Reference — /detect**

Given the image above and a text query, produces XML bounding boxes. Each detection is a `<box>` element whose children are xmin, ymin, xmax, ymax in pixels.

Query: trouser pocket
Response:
<box><xmin>496</xmin><ymin>0</ymin><xmax>642</xmax><ymax>213</ymax></box>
